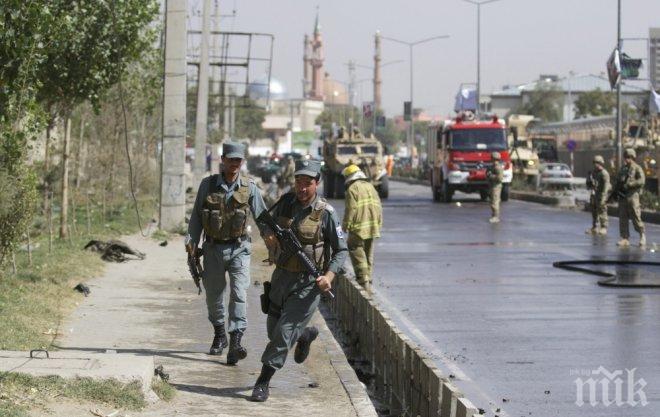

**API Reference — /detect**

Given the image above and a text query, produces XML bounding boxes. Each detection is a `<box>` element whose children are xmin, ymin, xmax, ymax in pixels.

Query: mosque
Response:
<box><xmin>251</xmin><ymin>10</ymin><xmax>348</xmax><ymax>156</ymax></box>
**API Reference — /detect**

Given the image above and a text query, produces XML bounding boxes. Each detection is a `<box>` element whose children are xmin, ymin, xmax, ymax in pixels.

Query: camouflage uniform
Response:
<box><xmin>487</xmin><ymin>152</ymin><xmax>504</xmax><ymax>223</ymax></box>
<box><xmin>342</xmin><ymin>167</ymin><xmax>382</xmax><ymax>289</ymax></box>
<box><xmin>616</xmin><ymin>150</ymin><xmax>646</xmax><ymax>246</ymax></box>
<box><xmin>251</xmin><ymin>159</ymin><xmax>348</xmax><ymax>403</ymax></box>
<box><xmin>279</xmin><ymin>157</ymin><xmax>296</xmax><ymax>191</ymax></box>
<box><xmin>587</xmin><ymin>156</ymin><xmax>611</xmax><ymax>235</ymax></box>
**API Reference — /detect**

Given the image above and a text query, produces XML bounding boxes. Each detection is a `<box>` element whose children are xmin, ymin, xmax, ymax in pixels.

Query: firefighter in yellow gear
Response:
<box><xmin>341</xmin><ymin>164</ymin><xmax>383</xmax><ymax>292</ymax></box>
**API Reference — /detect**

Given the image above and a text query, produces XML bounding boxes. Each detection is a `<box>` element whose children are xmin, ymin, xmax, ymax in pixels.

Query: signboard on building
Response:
<box><xmin>363</xmin><ymin>102</ymin><xmax>374</xmax><ymax>118</ymax></box>
<box><xmin>292</xmin><ymin>131</ymin><xmax>316</xmax><ymax>151</ymax></box>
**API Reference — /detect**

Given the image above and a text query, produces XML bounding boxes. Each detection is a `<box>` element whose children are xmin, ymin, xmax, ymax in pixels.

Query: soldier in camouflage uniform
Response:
<box><xmin>278</xmin><ymin>155</ymin><xmax>296</xmax><ymax>193</ymax></box>
<box><xmin>341</xmin><ymin>164</ymin><xmax>382</xmax><ymax>292</ymax></box>
<box><xmin>616</xmin><ymin>148</ymin><xmax>646</xmax><ymax>247</ymax></box>
<box><xmin>487</xmin><ymin>151</ymin><xmax>504</xmax><ymax>223</ymax></box>
<box><xmin>586</xmin><ymin>155</ymin><xmax>611</xmax><ymax>236</ymax></box>
<box><xmin>186</xmin><ymin>142</ymin><xmax>267</xmax><ymax>364</ymax></box>
<box><xmin>250</xmin><ymin>159</ymin><xmax>348</xmax><ymax>402</ymax></box>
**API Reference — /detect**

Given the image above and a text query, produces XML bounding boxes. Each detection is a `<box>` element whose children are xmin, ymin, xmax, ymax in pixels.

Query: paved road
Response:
<box><xmin>330</xmin><ymin>180</ymin><xmax>660</xmax><ymax>417</ymax></box>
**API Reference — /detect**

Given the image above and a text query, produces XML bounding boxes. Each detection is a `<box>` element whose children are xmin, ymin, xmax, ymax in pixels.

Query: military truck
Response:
<box><xmin>507</xmin><ymin>115</ymin><xmax>540</xmax><ymax>181</ymax></box>
<box><xmin>322</xmin><ymin>127</ymin><xmax>389</xmax><ymax>199</ymax></box>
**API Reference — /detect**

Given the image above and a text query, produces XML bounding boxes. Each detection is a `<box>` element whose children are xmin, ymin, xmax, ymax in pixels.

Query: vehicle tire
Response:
<box><xmin>334</xmin><ymin>174</ymin><xmax>346</xmax><ymax>199</ymax></box>
<box><xmin>501</xmin><ymin>183</ymin><xmax>510</xmax><ymax>202</ymax></box>
<box><xmin>378</xmin><ymin>176</ymin><xmax>389</xmax><ymax>199</ymax></box>
<box><xmin>323</xmin><ymin>171</ymin><xmax>335</xmax><ymax>198</ymax></box>
<box><xmin>479</xmin><ymin>190</ymin><xmax>488</xmax><ymax>201</ymax></box>
<box><xmin>441</xmin><ymin>180</ymin><xmax>453</xmax><ymax>203</ymax></box>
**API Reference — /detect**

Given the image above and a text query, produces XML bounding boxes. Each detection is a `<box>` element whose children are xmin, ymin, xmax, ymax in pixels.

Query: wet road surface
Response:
<box><xmin>330</xmin><ymin>180</ymin><xmax>660</xmax><ymax>417</ymax></box>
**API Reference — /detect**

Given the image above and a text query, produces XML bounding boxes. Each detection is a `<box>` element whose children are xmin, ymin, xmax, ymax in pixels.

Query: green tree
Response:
<box><xmin>234</xmin><ymin>100</ymin><xmax>266</xmax><ymax>139</ymax></box>
<box><xmin>574</xmin><ymin>88</ymin><xmax>615</xmax><ymax>118</ymax></box>
<box><xmin>0</xmin><ymin>1</ymin><xmax>54</xmax><ymax>264</ymax></box>
<box><xmin>518</xmin><ymin>84</ymin><xmax>563</xmax><ymax>122</ymax></box>
<box><xmin>35</xmin><ymin>0</ymin><xmax>158</xmax><ymax>238</ymax></box>
<box><xmin>315</xmin><ymin>105</ymin><xmax>358</xmax><ymax>132</ymax></box>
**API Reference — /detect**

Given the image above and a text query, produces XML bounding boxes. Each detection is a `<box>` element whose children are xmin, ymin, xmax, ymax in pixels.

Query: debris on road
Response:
<box><xmin>84</xmin><ymin>240</ymin><xmax>146</xmax><ymax>262</ymax></box>
<box><xmin>74</xmin><ymin>283</ymin><xmax>91</xmax><ymax>297</ymax></box>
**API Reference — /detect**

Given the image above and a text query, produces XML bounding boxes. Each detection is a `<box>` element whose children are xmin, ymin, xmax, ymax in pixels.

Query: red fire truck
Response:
<box><xmin>426</xmin><ymin>112</ymin><xmax>512</xmax><ymax>203</ymax></box>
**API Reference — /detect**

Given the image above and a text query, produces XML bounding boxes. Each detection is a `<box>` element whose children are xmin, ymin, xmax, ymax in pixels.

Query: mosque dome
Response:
<box><xmin>247</xmin><ymin>76</ymin><xmax>287</xmax><ymax>100</ymax></box>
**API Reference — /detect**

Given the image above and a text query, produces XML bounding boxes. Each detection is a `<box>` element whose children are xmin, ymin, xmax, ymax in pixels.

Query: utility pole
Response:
<box><xmin>374</xmin><ymin>31</ymin><xmax>382</xmax><ymax>113</ymax></box>
<box><xmin>615</xmin><ymin>0</ymin><xmax>623</xmax><ymax>168</ymax></box>
<box><xmin>382</xmin><ymin>34</ymin><xmax>449</xmax><ymax>162</ymax></box>
<box><xmin>160</xmin><ymin>0</ymin><xmax>187</xmax><ymax>231</ymax></box>
<box><xmin>194</xmin><ymin>0</ymin><xmax>211</xmax><ymax>188</ymax></box>
<box><xmin>461</xmin><ymin>0</ymin><xmax>504</xmax><ymax>115</ymax></box>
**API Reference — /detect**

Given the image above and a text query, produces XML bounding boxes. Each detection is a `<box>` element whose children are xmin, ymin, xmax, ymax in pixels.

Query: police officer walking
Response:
<box><xmin>586</xmin><ymin>155</ymin><xmax>611</xmax><ymax>236</ymax></box>
<box><xmin>616</xmin><ymin>148</ymin><xmax>646</xmax><ymax>247</ymax></box>
<box><xmin>186</xmin><ymin>141</ymin><xmax>267</xmax><ymax>364</ymax></box>
<box><xmin>341</xmin><ymin>164</ymin><xmax>382</xmax><ymax>292</ymax></box>
<box><xmin>250</xmin><ymin>159</ymin><xmax>348</xmax><ymax>402</ymax></box>
<box><xmin>487</xmin><ymin>151</ymin><xmax>504</xmax><ymax>223</ymax></box>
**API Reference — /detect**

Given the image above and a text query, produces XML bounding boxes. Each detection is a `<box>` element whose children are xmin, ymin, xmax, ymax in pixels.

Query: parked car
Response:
<box><xmin>538</xmin><ymin>162</ymin><xmax>574</xmax><ymax>190</ymax></box>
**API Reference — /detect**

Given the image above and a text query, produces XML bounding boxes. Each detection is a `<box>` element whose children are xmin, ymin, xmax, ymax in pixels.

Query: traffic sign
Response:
<box><xmin>566</xmin><ymin>139</ymin><xmax>577</xmax><ymax>151</ymax></box>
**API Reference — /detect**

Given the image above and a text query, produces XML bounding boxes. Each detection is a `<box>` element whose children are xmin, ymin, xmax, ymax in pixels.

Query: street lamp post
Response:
<box><xmin>461</xmin><ymin>0</ymin><xmax>504</xmax><ymax>115</ymax></box>
<box><xmin>382</xmin><ymin>34</ymin><xmax>449</xmax><ymax>162</ymax></box>
<box><xmin>615</xmin><ymin>0</ymin><xmax>622</xmax><ymax>168</ymax></box>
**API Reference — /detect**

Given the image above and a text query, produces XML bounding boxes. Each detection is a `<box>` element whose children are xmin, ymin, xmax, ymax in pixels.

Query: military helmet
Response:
<box><xmin>491</xmin><ymin>151</ymin><xmax>501</xmax><ymax>160</ymax></box>
<box><xmin>624</xmin><ymin>148</ymin><xmax>636</xmax><ymax>159</ymax></box>
<box><xmin>593</xmin><ymin>155</ymin><xmax>605</xmax><ymax>165</ymax></box>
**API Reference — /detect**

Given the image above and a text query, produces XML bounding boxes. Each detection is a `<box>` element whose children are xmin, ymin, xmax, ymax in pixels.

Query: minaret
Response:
<box><xmin>373</xmin><ymin>31</ymin><xmax>382</xmax><ymax>111</ymax></box>
<box><xmin>310</xmin><ymin>9</ymin><xmax>324</xmax><ymax>101</ymax></box>
<box><xmin>303</xmin><ymin>34</ymin><xmax>311</xmax><ymax>97</ymax></box>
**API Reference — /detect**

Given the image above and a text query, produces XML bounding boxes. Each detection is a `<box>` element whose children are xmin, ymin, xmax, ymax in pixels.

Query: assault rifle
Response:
<box><xmin>257</xmin><ymin>210</ymin><xmax>334</xmax><ymax>298</ymax></box>
<box><xmin>185</xmin><ymin>242</ymin><xmax>203</xmax><ymax>295</ymax></box>
<box><xmin>607</xmin><ymin>169</ymin><xmax>630</xmax><ymax>203</ymax></box>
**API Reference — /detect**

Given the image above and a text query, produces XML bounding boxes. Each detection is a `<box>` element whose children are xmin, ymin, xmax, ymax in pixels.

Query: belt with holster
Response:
<box><xmin>205</xmin><ymin>235</ymin><xmax>248</xmax><ymax>245</ymax></box>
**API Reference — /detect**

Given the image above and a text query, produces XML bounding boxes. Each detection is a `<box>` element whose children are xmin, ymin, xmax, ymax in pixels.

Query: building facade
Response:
<box><xmin>651</xmin><ymin>28</ymin><xmax>660</xmax><ymax>90</ymax></box>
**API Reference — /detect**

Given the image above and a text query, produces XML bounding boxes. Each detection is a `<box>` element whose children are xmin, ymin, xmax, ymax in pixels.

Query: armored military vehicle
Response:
<box><xmin>322</xmin><ymin>127</ymin><xmax>389</xmax><ymax>199</ymax></box>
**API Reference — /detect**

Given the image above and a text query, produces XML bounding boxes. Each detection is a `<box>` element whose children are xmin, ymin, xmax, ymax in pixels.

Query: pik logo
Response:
<box><xmin>574</xmin><ymin>366</ymin><xmax>648</xmax><ymax>407</ymax></box>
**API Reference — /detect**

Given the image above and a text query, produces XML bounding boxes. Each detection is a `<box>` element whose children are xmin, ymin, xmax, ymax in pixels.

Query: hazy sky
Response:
<box><xmin>217</xmin><ymin>0</ymin><xmax>659</xmax><ymax>116</ymax></box>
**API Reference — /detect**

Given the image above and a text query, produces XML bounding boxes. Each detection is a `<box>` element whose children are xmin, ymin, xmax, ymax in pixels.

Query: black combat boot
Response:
<box><xmin>250</xmin><ymin>364</ymin><xmax>276</xmax><ymax>402</ymax></box>
<box><xmin>209</xmin><ymin>324</ymin><xmax>228</xmax><ymax>356</ymax></box>
<box><xmin>294</xmin><ymin>326</ymin><xmax>319</xmax><ymax>364</ymax></box>
<box><xmin>226</xmin><ymin>330</ymin><xmax>247</xmax><ymax>365</ymax></box>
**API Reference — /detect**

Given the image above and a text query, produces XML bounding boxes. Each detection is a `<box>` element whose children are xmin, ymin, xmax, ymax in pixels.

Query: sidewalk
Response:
<box><xmin>53</xmin><ymin>233</ymin><xmax>376</xmax><ymax>417</ymax></box>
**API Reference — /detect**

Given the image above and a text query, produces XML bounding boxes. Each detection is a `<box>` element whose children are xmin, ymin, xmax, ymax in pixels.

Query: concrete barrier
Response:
<box><xmin>510</xmin><ymin>190</ymin><xmax>576</xmax><ymax>207</ymax></box>
<box><xmin>325</xmin><ymin>274</ymin><xmax>483</xmax><ymax>417</ymax></box>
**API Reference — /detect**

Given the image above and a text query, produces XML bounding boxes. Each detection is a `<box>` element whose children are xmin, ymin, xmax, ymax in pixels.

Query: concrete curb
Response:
<box><xmin>313</xmin><ymin>313</ymin><xmax>378</xmax><ymax>417</ymax></box>
<box><xmin>391</xmin><ymin>177</ymin><xmax>660</xmax><ymax>224</ymax></box>
<box><xmin>510</xmin><ymin>190</ymin><xmax>576</xmax><ymax>207</ymax></box>
<box><xmin>0</xmin><ymin>350</ymin><xmax>157</xmax><ymax>401</ymax></box>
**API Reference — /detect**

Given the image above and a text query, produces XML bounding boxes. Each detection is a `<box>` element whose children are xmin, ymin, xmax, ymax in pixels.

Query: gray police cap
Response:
<box><xmin>294</xmin><ymin>159</ymin><xmax>322</xmax><ymax>178</ymax></box>
<box><xmin>593</xmin><ymin>155</ymin><xmax>605</xmax><ymax>165</ymax></box>
<box><xmin>491</xmin><ymin>151</ymin><xmax>501</xmax><ymax>160</ymax></box>
<box><xmin>222</xmin><ymin>141</ymin><xmax>245</xmax><ymax>159</ymax></box>
<box><xmin>624</xmin><ymin>148</ymin><xmax>636</xmax><ymax>159</ymax></box>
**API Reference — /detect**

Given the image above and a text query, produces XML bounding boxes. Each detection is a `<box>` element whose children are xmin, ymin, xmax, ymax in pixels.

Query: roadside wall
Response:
<box><xmin>325</xmin><ymin>274</ymin><xmax>483</xmax><ymax>417</ymax></box>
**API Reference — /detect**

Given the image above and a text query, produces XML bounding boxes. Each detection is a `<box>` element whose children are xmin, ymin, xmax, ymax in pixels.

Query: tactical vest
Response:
<box><xmin>201</xmin><ymin>175</ymin><xmax>250</xmax><ymax>241</ymax></box>
<box><xmin>276</xmin><ymin>195</ymin><xmax>328</xmax><ymax>272</ymax></box>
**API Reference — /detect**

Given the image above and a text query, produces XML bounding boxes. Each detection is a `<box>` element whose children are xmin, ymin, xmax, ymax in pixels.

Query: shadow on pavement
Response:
<box><xmin>170</xmin><ymin>382</ymin><xmax>253</xmax><ymax>400</ymax></box>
